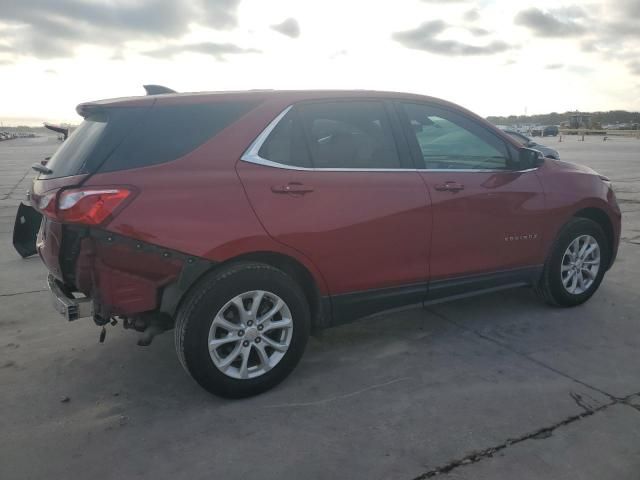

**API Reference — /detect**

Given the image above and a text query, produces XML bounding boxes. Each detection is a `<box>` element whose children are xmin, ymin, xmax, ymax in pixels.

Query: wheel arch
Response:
<box><xmin>223</xmin><ymin>251</ymin><xmax>329</xmax><ymax>330</ymax></box>
<box><xmin>161</xmin><ymin>250</ymin><xmax>331</xmax><ymax>331</ymax></box>
<box><xmin>540</xmin><ymin>203</ymin><xmax>616</xmax><ymax>280</ymax></box>
<box><xmin>572</xmin><ymin>207</ymin><xmax>615</xmax><ymax>268</ymax></box>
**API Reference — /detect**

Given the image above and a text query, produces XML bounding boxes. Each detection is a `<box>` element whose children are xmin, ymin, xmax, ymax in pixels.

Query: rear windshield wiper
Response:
<box><xmin>31</xmin><ymin>163</ymin><xmax>53</xmax><ymax>175</ymax></box>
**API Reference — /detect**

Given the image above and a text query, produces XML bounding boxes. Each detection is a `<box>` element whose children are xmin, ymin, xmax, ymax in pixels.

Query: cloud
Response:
<box><xmin>603</xmin><ymin>20</ymin><xmax>640</xmax><ymax>38</ymax></box>
<box><xmin>144</xmin><ymin>42</ymin><xmax>260</xmax><ymax>59</ymax></box>
<box><xmin>550</xmin><ymin>6</ymin><xmax>589</xmax><ymax>19</ymax></box>
<box><xmin>0</xmin><ymin>0</ymin><xmax>241</xmax><ymax>59</ymax></box>
<box><xmin>568</xmin><ymin>2</ymin><xmax>639</xmax><ymax>68</ymax></box>
<box><xmin>271</xmin><ymin>18</ymin><xmax>301</xmax><ymax>38</ymax></box>
<box><xmin>515</xmin><ymin>7</ymin><xmax>587</xmax><ymax>37</ymax></box>
<box><xmin>580</xmin><ymin>41</ymin><xmax>598</xmax><ymax>53</ymax></box>
<box><xmin>393</xmin><ymin>20</ymin><xmax>513</xmax><ymax>56</ymax></box>
<box><xmin>200</xmin><ymin>0</ymin><xmax>242</xmax><ymax>29</ymax></box>
<box><xmin>543</xmin><ymin>63</ymin><xmax>594</xmax><ymax>74</ymax></box>
<box><xmin>620</xmin><ymin>0</ymin><xmax>640</xmax><ymax>17</ymax></box>
<box><xmin>399</xmin><ymin>19</ymin><xmax>447</xmax><ymax>37</ymax></box>
<box><xmin>469</xmin><ymin>27</ymin><xmax>490</xmax><ymax>36</ymax></box>
<box><xmin>629</xmin><ymin>61</ymin><xmax>640</xmax><ymax>76</ymax></box>
<box><xmin>567</xmin><ymin>65</ymin><xmax>594</xmax><ymax>74</ymax></box>
<box><xmin>463</xmin><ymin>9</ymin><xmax>480</xmax><ymax>22</ymax></box>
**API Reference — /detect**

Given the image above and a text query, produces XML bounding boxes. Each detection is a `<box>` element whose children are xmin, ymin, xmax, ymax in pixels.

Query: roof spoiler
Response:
<box><xmin>143</xmin><ymin>84</ymin><xmax>177</xmax><ymax>95</ymax></box>
<box><xmin>43</xmin><ymin>122</ymin><xmax>69</xmax><ymax>140</ymax></box>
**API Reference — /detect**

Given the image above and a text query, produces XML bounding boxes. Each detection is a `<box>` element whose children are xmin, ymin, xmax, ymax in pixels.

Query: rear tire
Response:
<box><xmin>175</xmin><ymin>262</ymin><xmax>310</xmax><ymax>398</ymax></box>
<box><xmin>535</xmin><ymin>218</ymin><xmax>609</xmax><ymax>307</ymax></box>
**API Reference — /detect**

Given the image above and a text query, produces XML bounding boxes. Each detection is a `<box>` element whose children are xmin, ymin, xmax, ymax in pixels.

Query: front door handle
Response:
<box><xmin>434</xmin><ymin>182</ymin><xmax>465</xmax><ymax>192</ymax></box>
<box><xmin>271</xmin><ymin>183</ymin><xmax>315</xmax><ymax>194</ymax></box>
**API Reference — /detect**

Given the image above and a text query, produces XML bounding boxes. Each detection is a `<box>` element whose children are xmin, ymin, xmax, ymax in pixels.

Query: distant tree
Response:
<box><xmin>487</xmin><ymin>110</ymin><xmax>640</xmax><ymax>126</ymax></box>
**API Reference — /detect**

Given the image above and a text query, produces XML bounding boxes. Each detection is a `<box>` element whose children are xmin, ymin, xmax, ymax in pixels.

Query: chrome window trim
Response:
<box><xmin>241</xmin><ymin>105</ymin><xmax>294</xmax><ymax>166</ymax></box>
<box><xmin>240</xmin><ymin>105</ymin><xmax>540</xmax><ymax>174</ymax></box>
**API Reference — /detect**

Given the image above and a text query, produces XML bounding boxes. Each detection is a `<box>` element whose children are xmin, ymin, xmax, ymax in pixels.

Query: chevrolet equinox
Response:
<box><xmin>16</xmin><ymin>87</ymin><xmax>621</xmax><ymax>397</ymax></box>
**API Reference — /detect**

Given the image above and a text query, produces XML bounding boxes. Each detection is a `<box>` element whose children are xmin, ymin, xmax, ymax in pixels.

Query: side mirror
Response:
<box><xmin>518</xmin><ymin>147</ymin><xmax>544</xmax><ymax>170</ymax></box>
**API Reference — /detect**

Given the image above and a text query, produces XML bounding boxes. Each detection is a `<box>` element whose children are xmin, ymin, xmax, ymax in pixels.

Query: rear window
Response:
<box><xmin>40</xmin><ymin>101</ymin><xmax>258</xmax><ymax>178</ymax></box>
<box><xmin>100</xmin><ymin>101</ymin><xmax>258</xmax><ymax>173</ymax></box>
<box><xmin>41</xmin><ymin>113</ymin><xmax>109</xmax><ymax>179</ymax></box>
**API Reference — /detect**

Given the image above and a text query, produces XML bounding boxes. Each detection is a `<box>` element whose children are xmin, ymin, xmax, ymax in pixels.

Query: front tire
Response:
<box><xmin>536</xmin><ymin>218</ymin><xmax>609</xmax><ymax>307</ymax></box>
<box><xmin>175</xmin><ymin>262</ymin><xmax>310</xmax><ymax>398</ymax></box>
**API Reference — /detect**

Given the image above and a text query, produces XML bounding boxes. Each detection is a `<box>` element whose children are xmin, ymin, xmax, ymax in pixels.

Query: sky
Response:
<box><xmin>0</xmin><ymin>0</ymin><xmax>638</xmax><ymax>125</ymax></box>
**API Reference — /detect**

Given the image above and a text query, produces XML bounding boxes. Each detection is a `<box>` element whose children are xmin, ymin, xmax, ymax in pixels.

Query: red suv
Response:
<box><xmin>18</xmin><ymin>88</ymin><xmax>621</xmax><ymax>397</ymax></box>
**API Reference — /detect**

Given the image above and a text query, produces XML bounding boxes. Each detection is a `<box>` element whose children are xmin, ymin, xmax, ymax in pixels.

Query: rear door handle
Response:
<box><xmin>434</xmin><ymin>182</ymin><xmax>465</xmax><ymax>192</ymax></box>
<box><xmin>271</xmin><ymin>183</ymin><xmax>315</xmax><ymax>194</ymax></box>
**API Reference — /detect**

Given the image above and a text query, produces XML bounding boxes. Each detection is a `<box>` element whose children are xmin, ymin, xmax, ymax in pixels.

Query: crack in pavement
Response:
<box><xmin>424</xmin><ymin>307</ymin><xmax>617</xmax><ymax>401</ymax></box>
<box><xmin>412</xmin><ymin>393</ymin><xmax>640</xmax><ymax>479</ymax></box>
<box><xmin>1</xmin><ymin>168</ymin><xmax>31</xmax><ymax>201</ymax></box>
<box><xmin>411</xmin><ymin>307</ymin><xmax>640</xmax><ymax>478</ymax></box>
<box><xmin>0</xmin><ymin>289</ymin><xmax>47</xmax><ymax>297</ymax></box>
<box><xmin>569</xmin><ymin>391</ymin><xmax>604</xmax><ymax>413</ymax></box>
<box><xmin>621</xmin><ymin>398</ymin><xmax>640</xmax><ymax>414</ymax></box>
<box><xmin>263</xmin><ymin>377</ymin><xmax>412</xmax><ymax>408</ymax></box>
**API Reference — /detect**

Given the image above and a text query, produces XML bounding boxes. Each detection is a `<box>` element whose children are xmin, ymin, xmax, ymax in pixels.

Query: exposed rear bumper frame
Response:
<box><xmin>47</xmin><ymin>274</ymin><xmax>93</xmax><ymax>321</ymax></box>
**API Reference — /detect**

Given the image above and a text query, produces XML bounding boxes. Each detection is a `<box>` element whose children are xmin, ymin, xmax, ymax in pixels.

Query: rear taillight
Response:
<box><xmin>37</xmin><ymin>191</ymin><xmax>57</xmax><ymax>216</ymax></box>
<box><xmin>40</xmin><ymin>187</ymin><xmax>133</xmax><ymax>225</ymax></box>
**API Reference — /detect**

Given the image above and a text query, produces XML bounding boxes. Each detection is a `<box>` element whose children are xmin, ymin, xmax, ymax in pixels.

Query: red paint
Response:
<box><xmin>31</xmin><ymin>90</ymin><xmax>621</xmax><ymax>318</ymax></box>
<box><xmin>237</xmin><ymin>162</ymin><xmax>431</xmax><ymax>295</ymax></box>
<box><xmin>419</xmin><ymin>170</ymin><xmax>547</xmax><ymax>279</ymax></box>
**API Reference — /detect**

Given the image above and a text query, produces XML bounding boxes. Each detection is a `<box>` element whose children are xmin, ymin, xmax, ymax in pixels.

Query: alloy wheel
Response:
<box><xmin>560</xmin><ymin>234</ymin><xmax>601</xmax><ymax>295</ymax></box>
<box><xmin>207</xmin><ymin>290</ymin><xmax>293</xmax><ymax>379</ymax></box>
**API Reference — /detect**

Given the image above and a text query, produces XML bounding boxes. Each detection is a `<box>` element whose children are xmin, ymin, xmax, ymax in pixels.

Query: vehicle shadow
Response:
<box><xmin>62</xmin><ymin>286</ymin><xmax>547</xmax><ymax>411</ymax></box>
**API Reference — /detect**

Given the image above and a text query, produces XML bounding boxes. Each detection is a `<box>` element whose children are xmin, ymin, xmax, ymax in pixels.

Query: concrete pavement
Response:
<box><xmin>1</xmin><ymin>134</ymin><xmax>639</xmax><ymax>479</ymax></box>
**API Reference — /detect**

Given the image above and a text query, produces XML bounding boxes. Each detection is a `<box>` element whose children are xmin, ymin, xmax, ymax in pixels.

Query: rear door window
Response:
<box><xmin>257</xmin><ymin>109</ymin><xmax>312</xmax><ymax>168</ymax></box>
<box><xmin>298</xmin><ymin>101</ymin><xmax>401</xmax><ymax>169</ymax></box>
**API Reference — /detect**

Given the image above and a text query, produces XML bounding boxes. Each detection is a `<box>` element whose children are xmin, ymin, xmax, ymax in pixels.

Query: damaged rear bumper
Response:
<box><xmin>13</xmin><ymin>202</ymin><xmax>42</xmax><ymax>258</ymax></box>
<box><xmin>47</xmin><ymin>273</ymin><xmax>93</xmax><ymax>321</ymax></box>
<box><xmin>46</xmin><ymin>228</ymin><xmax>214</xmax><ymax>321</ymax></box>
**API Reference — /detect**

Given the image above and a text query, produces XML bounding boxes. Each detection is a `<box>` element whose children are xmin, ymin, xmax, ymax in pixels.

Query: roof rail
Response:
<box><xmin>143</xmin><ymin>84</ymin><xmax>177</xmax><ymax>95</ymax></box>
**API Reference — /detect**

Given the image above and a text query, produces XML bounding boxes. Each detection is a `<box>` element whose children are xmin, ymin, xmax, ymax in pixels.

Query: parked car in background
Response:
<box><xmin>500</xmin><ymin>128</ymin><xmax>560</xmax><ymax>159</ymax></box>
<box><xmin>543</xmin><ymin>125</ymin><xmax>559</xmax><ymax>136</ymax></box>
<box><xmin>16</xmin><ymin>88</ymin><xmax>620</xmax><ymax>398</ymax></box>
<box><xmin>0</xmin><ymin>132</ymin><xmax>17</xmax><ymax>141</ymax></box>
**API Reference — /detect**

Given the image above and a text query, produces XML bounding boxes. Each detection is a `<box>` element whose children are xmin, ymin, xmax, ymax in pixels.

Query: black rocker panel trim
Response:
<box><xmin>325</xmin><ymin>266</ymin><xmax>542</xmax><ymax>327</ymax></box>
